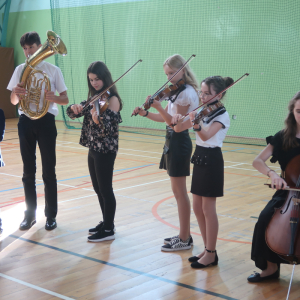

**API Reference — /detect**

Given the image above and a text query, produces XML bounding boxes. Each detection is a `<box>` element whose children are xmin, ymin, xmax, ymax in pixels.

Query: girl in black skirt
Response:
<box><xmin>132</xmin><ymin>54</ymin><xmax>199</xmax><ymax>251</ymax></box>
<box><xmin>247</xmin><ymin>92</ymin><xmax>300</xmax><ymax>282</ymax></box>
<box><xmin>172</xmin><ymin>76</ymin><xmax>233</xmax><ymax>268</ymax></box>
<box><xmin>67</xmin><ymin>61</ymin><xmax>122</xmax><ymax>242</ymax></box>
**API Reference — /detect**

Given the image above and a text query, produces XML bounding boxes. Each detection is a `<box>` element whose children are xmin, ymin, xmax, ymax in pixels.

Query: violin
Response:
<box><xmin>265</xmin><ymin>154</ymin><xmax>300</xmax><ymax>264</ymax></box>
<box><xmin>79</xmin><ymin>59</ymin><xmax>142</xmax><ymax>116</ymax></box>
<box><xmin>173</xmin><ymin>73</ymin><xmax>249</xmax><ymax>125</ymax></box>
<box><xmin>93</xmin><ymin>90</ymin><xmax>111</xmax><ymax>119</ymax></box>
<box><xmin>143</xmin><ymin>79</ymin><xmax>185</xmax><ymax>110</ymax></box>
<box><xmin>192</xmin><ymin>101</ymin><xmax>224</xmax><ymax>125</ymax></box>
<box><xmin>131</xmin><ymin>54</ymin><xmax>196</xmax><ymax>117</ymax></box>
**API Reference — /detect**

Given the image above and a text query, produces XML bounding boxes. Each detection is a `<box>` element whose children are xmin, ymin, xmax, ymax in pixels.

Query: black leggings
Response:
<box><xmin>88</xmin><ymin>149</ymin><xmax>117</xmax><ymax>231</ymax></box>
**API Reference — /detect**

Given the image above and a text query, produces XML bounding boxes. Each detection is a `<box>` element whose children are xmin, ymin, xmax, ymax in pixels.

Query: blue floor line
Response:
<box><xmin>0</xmin><ymin>164</ymin><xmax>155</xmax><ymax>193</ymax></box>
<box><xmin>9</xmin><ymin>234</ymin><xmax>239</xmax><ymax>300</ymax></box>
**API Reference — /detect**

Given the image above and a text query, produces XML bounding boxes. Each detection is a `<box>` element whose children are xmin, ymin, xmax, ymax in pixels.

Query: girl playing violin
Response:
<box><xmin>172</xmin><ymin>76</ymin><xmax>233</xmax><ymax>268</ymax></box>
<box><xmin>247</xmin><ymin>92</ymin><xmax>300</xmax><ymax>282</ymax></box>
<box><xmin>66</xmin><ymin>61</ymin><xmax>122</xmax><ymax>242</ymax></box>
<box><xmin>132</xmin><ymin>54</ymin><xmax>199</xmax><ymax>251</ymax></box>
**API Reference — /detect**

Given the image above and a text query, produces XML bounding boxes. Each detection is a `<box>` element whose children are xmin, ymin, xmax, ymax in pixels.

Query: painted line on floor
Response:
<box><xmin>0</xmin><ymin>164</ymin><xmax>155</xmax><ymax>193</ymax></box>
<box><xmin>8</xmin><ymin>235</ymin><xmax>238</xmax><ymax>300</ymax></box>
<box><xmin>152</xmin><ymin>196</ymin><xmax>252</xmax><ymax>245</ymax></box>
<box><xmin>0</xmin><ymin>273</ymin><xmax>75</xmax><ymax>300</ymax></box>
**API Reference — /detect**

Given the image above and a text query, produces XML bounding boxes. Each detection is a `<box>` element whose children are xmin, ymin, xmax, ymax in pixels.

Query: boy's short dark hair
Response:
<box><xmin>20</xmin><ymin>31</ymin><xmax>41</xmax><ymax>47</ymax></box>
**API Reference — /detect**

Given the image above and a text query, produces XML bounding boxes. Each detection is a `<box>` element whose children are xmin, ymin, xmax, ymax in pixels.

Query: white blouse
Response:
<box><xmin>167</xmin><ymin>84</ymin><xmax>199</xmax><ymax>120</ymax></box>
<box><xmin>196</xmin><ymin>111</ymin><xmax>230</xmax><ymax>148</ymax></box>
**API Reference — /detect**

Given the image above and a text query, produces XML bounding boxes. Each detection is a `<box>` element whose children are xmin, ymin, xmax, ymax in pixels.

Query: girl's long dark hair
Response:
<box><xmin>283</xmin><ymin>91</ymin><xmax>300</xmax><ymax>150</ymax></box>
<box><xmin>87</xmin><ymin>61</ymin><xmax>123</xmax><ymax>111</ymax></box>
<box><xmin>201</xmin><ymin>76</ymin><xmax>234</xmax><ymax>100</ymax></box>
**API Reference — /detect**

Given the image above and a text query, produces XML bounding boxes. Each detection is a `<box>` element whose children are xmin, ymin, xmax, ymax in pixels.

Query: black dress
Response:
<box><xmin>251</xmin><ymin>130</ymin><xmax>300</xmax><ymax>270</ymax></box>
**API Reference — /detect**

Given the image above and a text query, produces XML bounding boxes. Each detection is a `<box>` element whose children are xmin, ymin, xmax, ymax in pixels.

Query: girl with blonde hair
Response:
<box><xmin>133</xmin><ymin>54</ymin><xmax>199</xmax><ymax>251</ymax></box>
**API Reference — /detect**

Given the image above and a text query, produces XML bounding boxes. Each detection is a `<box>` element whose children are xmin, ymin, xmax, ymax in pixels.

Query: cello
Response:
<box><xmin>265</xmin><ymin>154</ymin><xmax>300</xmax><ymax>299</ymax></box>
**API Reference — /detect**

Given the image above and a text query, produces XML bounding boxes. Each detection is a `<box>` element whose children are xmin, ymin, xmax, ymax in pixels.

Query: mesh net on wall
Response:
<box><xmin>50</xmin><ymin>0</ymin><xmax>300</xmax><ymax>145</ymax></box>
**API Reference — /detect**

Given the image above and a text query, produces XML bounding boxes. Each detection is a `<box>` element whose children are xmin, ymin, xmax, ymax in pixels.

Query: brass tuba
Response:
<box><xmin>19</xmin><ymin>31</ymin><xmax>67</xmax><ymax>120</ymax></box>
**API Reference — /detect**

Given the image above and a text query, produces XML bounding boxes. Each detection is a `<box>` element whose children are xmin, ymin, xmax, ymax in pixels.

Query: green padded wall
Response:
<box><xmin>50</xmin><ymin>0</ymin><xmax>300</xmax><ymax>144</ymax></box>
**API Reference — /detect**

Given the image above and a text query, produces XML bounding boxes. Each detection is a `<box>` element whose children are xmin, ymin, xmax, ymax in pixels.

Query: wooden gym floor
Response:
<box><xmin>0</xmin><ymin>118</ymin><xmax>299</xmax><ymax>300</ymax></box>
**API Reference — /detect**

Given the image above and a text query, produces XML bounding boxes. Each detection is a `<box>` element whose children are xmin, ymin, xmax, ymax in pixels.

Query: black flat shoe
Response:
<box><xmin>189</xmin><ymin>256</ymin><xmax>201</xmax><ymax>262</ymax></box>
<box><xmin>189</xmin><ymin>247</ymin><xmax>206</xmax><ymax>262</ymax></box>
<box><xmin>19</xmin><ymin>216</ymin><xmax>36</xmax><ymax>230</ymax></box>
<box><xmin>45</xmin><ymin>218</ymin><xmax>57</xmax><ymax>231</ymax></box>
<box><xmin>191</xmin><ymin>249</ymin><xmax>218</xmax><ymax>269</ymax></box>
<box><xmin>247</xmin><ymin>268</ymin><xmax>280</xmax><ymax>283</ymax></box>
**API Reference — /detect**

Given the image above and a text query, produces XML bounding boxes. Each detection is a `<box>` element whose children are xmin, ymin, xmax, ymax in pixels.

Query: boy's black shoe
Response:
<box><xmin>19</xmin><ymin>216</ymin><xmax>36</xmax><ymax>230</ymax></box>
<box><xmin>45</xmin><ymin>218</ymin><xmax>57</xmax><ymax>230</ymax></box>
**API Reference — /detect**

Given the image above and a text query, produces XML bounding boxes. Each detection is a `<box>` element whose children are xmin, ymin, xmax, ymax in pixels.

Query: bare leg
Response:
<box><xmin>260</xmin><ymin>261</ymin><xmax>278</xmax><ymax>277</ymax></box>
<box><xmin>170</xmin><ymin>176</ymin><xmax>191</xmax><ymax>241</ymax></box>
<box><xmin>193</xmin><ymin>194</ymin><xmax>206</xmax><ymax>258</ymax></box>
<box><xmin>197</xmin><ymin>196</ymin><xmax>218</xmax><ymax>265</ymax></box>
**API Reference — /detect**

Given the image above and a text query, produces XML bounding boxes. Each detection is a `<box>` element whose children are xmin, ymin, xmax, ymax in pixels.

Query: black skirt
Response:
<box><xmin>251</xmin><ymin>189</ymin><xmax>289</xmax><ymax>270</ymax></box>
<box><xmin>190</xmin><ymin>145</ymin><xmax>224</xmax><ymax>197</ymax></box>
<box><xmin>159</xmin><ymin>127</ymin><xmax>192</xmax><ymax>177</ymax></box>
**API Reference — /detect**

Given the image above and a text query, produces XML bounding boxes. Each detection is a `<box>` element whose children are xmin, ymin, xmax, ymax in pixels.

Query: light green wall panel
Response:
<box><xmin>6</xmin><ymin>10</ymin><xmax>55</xmax><ymax>66</ymax></box>
<box><xmin>50</xmin><ymin>0</ymin><xmax>300</xmax><ymax>139</ymax></box>
<box><xmin>6</xmin><ymin>0</ymin><xmax>300</xmax><ymax>137</ymax></box>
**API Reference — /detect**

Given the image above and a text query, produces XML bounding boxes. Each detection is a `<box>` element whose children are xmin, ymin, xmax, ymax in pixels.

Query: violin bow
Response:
<box><xmin>81</xmin><ymin>59</ymin><xmax>142</xmax><ymax>113</ymax></box>
<box><xmin>173</xmin><ymin>73</ymin><xmax>249</xmax><ymax>125</ymax></box>
<box><xmin>131</xmin><ymin>54</ymin><xmax>196</xmax><ymax>117</ymax></box>
<box><xmin>264</xmin><ymin>183</ymin><xmax>300</xmax><ymax>192</ymax></box>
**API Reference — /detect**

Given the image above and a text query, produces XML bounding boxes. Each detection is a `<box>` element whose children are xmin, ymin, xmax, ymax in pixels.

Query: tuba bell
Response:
<box><xmin>19</xmin><ymin>31</ymin><xmax>67</xmax><ymax>120</ymax></box>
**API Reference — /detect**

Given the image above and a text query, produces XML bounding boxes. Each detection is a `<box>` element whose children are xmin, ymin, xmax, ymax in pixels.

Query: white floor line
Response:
<box><xmin>0</xmin><ymin>273</ymin><xmax>75</xmax><ymax>300</ymax></box>
<box><xmin>55</xmin><ymin>179</ymin><xmax>169</xmax><ymax>204</ymax></box>
<box><xmin>0</xmin><ymin>173</ymin><xmax>94</xmax><ymax>190</ymax></box>
<box><xmin>56</xmin><ymin>144</ymin><xmax>161</xmax><ymax>159</ymax></box>
<box><xmin>56</xmin><ymin>140</ymin><xmax>163</xmax><ymax>154</ymax></box>
<box><xmin>57</xmin><ymin>194</ymin><xmax>96</xmax><ymax>204</ymax></box>
<box><xmin>119</xmin><ymin>148</ymin><xmax>162</xmax><ymax>154</ymax></box>
<box><xmin>2</xmin><ymin>148</ymin><xmax>20</xmax><ymax>152</ymax></box>
<box><xmin>55</xmin><ymin>143</ymin><xmax>87</xmax><ymax>150</ymax></box>
<box><xmin>224</xmin><ymin>160</ymin><xmax>253</xmax><ymax>165</ymax></box>
<box><xmin>224</xmin><ymin>166</ymin><xmax>257</xmax><ymax>171</ymax></box>
<box><xmin>225</xmin><ymin>162</ymin><xmax>247</xmax><ymax>167</ymax></box>
<box><xmin>114</xmin><ymin>178</ymin><xmax>169</xmax><ymax>191</ymax></box>
<box><xmin>0</xmin><ymin>172</ymin><xmax>31</xmax><ymax>179</ymax></box>
<box><xmin>118</xmin><ymin>152</ymin><xmax>160</xmax><ymax>159</ymax></box>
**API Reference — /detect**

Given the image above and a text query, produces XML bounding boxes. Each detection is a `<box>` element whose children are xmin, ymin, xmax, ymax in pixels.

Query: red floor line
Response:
<box><xmin>151</xmin><ymin>195</ymin><xmax>252</xmax><ymax>245</ymax></box>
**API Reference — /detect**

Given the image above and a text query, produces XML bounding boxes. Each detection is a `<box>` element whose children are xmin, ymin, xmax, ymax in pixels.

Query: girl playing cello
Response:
<box><xmin>248</xmin><ymin>92</ymin><xmax>300</xmax><ymax>282</ymax></box>
<box><xmin>132</xmin><ymin>54</ymin><xmax>199</xmax><ymax>251</ymax></box>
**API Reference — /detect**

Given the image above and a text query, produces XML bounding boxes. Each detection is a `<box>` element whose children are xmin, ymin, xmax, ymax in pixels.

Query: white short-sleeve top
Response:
<box><xmin>167</xmin><ymin>84</ymin><xmax>199</xmax><ymax>119</ymax></box>
<box><xmin>7</xmin><ymin>61</ymin><xmax>67</xmax><ymax>116</ymax></box>
<box><xmin>196</xmin><ymin>111</ymin><xmax>230</xmax><ymax>148</ymax></box>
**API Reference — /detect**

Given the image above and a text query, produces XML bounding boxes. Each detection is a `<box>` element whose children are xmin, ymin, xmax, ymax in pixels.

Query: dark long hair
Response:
<box><xmin>87</xmin><ymin>61</ymin><xmax>123</xmax><ymax>111</ymax></box>
<box><xmin>201</xmin><ymin>76</ymin><xmax>234</xmax><ymax>100</ymax></box>
<box><xmin>282</xmin><ymin>91</ymin><xmax>300</xmax><ymax>150</ymax></box>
